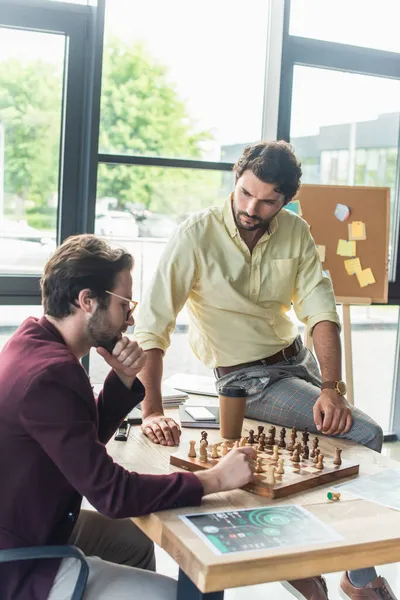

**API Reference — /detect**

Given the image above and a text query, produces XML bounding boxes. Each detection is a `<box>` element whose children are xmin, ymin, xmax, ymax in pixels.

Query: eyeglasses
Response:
<box><xmin>105</xmin><ymin>290</ymin><xmax>138</xmax><ymax>321</ymax></box>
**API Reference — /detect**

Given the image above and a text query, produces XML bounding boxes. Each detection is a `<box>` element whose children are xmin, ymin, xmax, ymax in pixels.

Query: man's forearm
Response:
<box><xmin>139</xmin><ymin>348</ymin><xmax>164</xmax><ymax>419</ymax></box>
<box><xmin>311</xmin><ymin>320</ymin><xmax>342</xmax><ymax>382</ymax></box>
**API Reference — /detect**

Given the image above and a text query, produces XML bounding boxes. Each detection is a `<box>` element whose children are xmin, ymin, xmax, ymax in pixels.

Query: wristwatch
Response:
<box><xmin>321</xmin><ymin>380</ymin><xmax>347</xmax><ymax>396</ymax></box>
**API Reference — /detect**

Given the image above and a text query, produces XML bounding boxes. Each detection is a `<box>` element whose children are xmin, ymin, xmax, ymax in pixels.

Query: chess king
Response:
<box><xmin>135</xmin><ymin>141</ymin><xmax>393</xmax><ymax>599</ymax></box>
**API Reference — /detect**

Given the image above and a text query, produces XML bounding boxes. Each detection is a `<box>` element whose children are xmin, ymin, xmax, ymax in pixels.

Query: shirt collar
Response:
<box><xmin>223</xmin><ymin>193</ymin><xmax>279</xmax><ymax>241</ymax></box>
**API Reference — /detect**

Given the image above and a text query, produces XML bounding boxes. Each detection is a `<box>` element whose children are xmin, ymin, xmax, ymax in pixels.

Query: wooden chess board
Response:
<box><xmin>170</xmin><ymin>428</ymin><xmax>359</xmax><ymax>499</ymax></box>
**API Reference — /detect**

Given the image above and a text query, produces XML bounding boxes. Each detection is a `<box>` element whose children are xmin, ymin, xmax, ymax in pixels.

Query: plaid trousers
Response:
<box><xmin>216</xmin><ymin>343</ymin><xmax>383</xmax><ymax>452</ymax></box>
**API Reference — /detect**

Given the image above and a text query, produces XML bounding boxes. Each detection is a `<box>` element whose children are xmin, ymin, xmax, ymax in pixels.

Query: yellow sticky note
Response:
<box><xmin>344</xmin><ymin>258</ymin><xmax>362</xmax><ymax>275</ymax></box>
<box><xmin>356</xmin><ymin>268</ymin><xmax>376</xmax><ymax>288</ymax></box>
<box><xmin>349</xmin><ymin>221</ymin><xmax>366</xmax><ymax>241</ymax></box>
<box><xmin>316</xmin><ymin>245</ymin><xmax>326</xmax><ymax>262</ymax></box>
<box><xmin>337</xmin><ymin>239</ymin><xmax>356</xmax><ymax>257</ymax></box>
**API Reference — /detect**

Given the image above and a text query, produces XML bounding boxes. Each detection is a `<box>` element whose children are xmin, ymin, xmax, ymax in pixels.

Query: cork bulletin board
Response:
<box><xmin>291</xmin><ymin>184</ymin><xmax>390</xmax><ymax>303</ymax></box>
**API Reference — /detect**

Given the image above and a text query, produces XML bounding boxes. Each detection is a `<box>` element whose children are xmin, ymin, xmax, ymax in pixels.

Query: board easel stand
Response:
<box><xmin>304</xmin><ymin>296</ymin><xmax>372</xmax><ymax>406</ymax></box>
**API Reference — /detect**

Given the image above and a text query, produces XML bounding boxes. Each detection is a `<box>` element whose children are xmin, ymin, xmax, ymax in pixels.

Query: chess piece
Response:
<box><xmin>221</xmin><ymin>441</ymin><xmax>229</xmax><ymax>456</ymax></box>
<box><xmin>200</xmin><ymin>431</ymin><xmax>208</xmax><ymax>447</ymax></box>
<box><xmin>239</xmin><ymin>436</ymin><xmax>247</xmax><ymax>447</ymax></box>
<box><xmin>211</xmin><ymin>443</ymin><xmax>219</xmax><ymax>459</ymax></box>
<box><xmin>256</xmin><ymin>425</ymin><xmax>264</xmax><ymax>440</ymax></box>
<box><xmin>258</xmin><ymin>434</ymin><xmax>266</xmax><ymax>452</ymax></box>
<box><xmin>234</xmin><ymin>440</ymin><xmax>240</xmax><ymax>448</ymax></box>
<box><xmin>334</xmin><ymin>448</ymin><xmax>342</xmax><ymax>466</ymax></box>
<box><xmin>310</xmin><ymin>437</ymin><xmax>319</xmax><ymax>458</ymax></box>
<box><xmin>291</xmin><ymin>448</ymin><xmax>300</xmax><ymax>463</ymax></box>
<box><xmin>248</xmin><ymin>430</ymin><xmax>255</xmax><ymax>445</ymax></box>
<box><xmin>278</xmin><ymin>428</ymin><xmax>286</xmax><ymax>448</ymax></box>
<box><xmin>272</xmin><ymin>445</ymin><xmax>279</xmax><ymax>461</ymax></box>
<box><xmin>255</xmin><ymin>457</ymin><xmax>264</xmax><ymax>474</ymax></box>
<box><xmin>302</xmin><ymin>444</ymin><xmax>310</xmax><ymax>460</ymax></box>
<box><xmin>313</xmin><ymin>448</ymin><xmax>321</xmax><ymax>464</ymax></box>
<box><xmin>316</xmin><ymin>454</ymin><xmax>324</xmax><ymax>470</ymax></box>
<box><xmin>266</xmin><ymin>464</ymin><xmax>276</xmax><ymax>485</ymax></box>
<box><xmin>199</xmin><ymin>439</ymin><xmax>208</xmax><ymax>462</ymax></box>
<box><xmin>287</xmin><ymin>427</ymin><xmax>297</xmax><ymax>452</ymax></box>
<box><xmin>188</xmin><ymin>440</ymin><xmax>196</xmax><ymax>458</ymax></box>
<box><xmin>276</xmin><ymin>459</ymin><xmax>285</xmax><ymax>475</ymax></box>
<box><xmin>302</xmin><ymin>427</ymin><xmax>310</xmax><ymax>446</ymax></box>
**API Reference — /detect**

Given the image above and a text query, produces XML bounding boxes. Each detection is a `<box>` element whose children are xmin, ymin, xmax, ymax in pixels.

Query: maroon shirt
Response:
<box><xmin>0</xmin><ymin>317</ymin><xmax>203</xmax><ymax>599</ymax></box>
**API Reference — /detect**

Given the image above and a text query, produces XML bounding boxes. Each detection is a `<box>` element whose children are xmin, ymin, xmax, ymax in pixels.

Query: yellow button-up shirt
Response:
<box><xmin>134</xmin><ymin>195</ymin><xmax>340</xmax><ymax>368</ymax></box>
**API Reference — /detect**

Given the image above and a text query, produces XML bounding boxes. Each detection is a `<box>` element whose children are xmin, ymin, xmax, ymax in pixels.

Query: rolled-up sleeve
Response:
<box><xmin>134</xmin><ymin>225</ymin><xmax>198</xmax><ymax>352</ymax></box>
<box><xmin>293</xmin><ymin>225</ymin><xmax>341</xmax><ymax>334</ymax></box>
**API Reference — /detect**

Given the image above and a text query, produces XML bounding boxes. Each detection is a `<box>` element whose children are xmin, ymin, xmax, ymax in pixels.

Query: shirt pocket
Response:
<box><xmin>260</xmin><ymin>258</ymin><xmax>299</xmax><ymax>304</ymax></box>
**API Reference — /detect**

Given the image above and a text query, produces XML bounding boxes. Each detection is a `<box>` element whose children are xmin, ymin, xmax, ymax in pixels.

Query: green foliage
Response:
<box><xmin>0</xmin><ymin>59</ymin><xmax>61</xmax><ymax>207</ymax></box>
<box><xmin>0</xmin><ymin>37</ymin><xmax>220</xmax><ymax>219</ymax></box>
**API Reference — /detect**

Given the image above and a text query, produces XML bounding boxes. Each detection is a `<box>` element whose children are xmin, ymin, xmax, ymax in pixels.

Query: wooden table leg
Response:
<box><xmin>177</xmin><ymin>569</ymin><xmax>224</xmax><ymax>599</ymax></box>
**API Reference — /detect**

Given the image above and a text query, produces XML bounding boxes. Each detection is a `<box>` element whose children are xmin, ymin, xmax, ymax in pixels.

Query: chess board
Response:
<box><xmin>170</xmin><ymin>429</ymin><xmax>359</xmax><ymax>499</ymax></box>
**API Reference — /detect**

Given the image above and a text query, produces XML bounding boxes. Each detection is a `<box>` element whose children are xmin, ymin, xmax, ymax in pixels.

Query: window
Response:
<box><xmin>0</xmin><ymin>27</ymin><xmax>64</xmax><ymax>275</ymax></box>
<box><xmin>100</xmin><ymin>0</ymin><xmax>269</xmax><ymax>161</ymax></box>
<box><xmin>0</xmin><ymin>306</ymin><xmax>42</xmax><ymax>351</ymax></box>
<box><xmin>290</xmin><ymin>65</ymin><xmax>400</xmax><ymax>258</ymax></box>
<box><xmin>289</xmin><ymin>0</ymin><xmax>400</xmax><ymax>54</ymax></box>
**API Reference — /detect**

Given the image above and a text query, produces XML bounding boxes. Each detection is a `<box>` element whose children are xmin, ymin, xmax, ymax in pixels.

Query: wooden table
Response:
<box><xmin>107</xmin><ymin>405</ymin><xmax>400</xmax><ymax>599</ymax></box>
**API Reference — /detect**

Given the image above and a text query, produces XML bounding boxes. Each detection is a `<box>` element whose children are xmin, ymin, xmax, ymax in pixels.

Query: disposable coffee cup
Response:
<box><xmin>219</xmin><ymin>385</ymin><xmax>248</xmax><ymax>440</ymax></box>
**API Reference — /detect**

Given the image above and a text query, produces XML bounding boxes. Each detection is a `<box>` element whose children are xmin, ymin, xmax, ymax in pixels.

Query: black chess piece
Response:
<box><xmin>302</xmin><ymin>427</ymin><xmax>310</xmax><ymax>445</ymax></box>
<box><xmin>256</xmin><ymin>425</ymin><xmax>264</xmax><ymax>441</ymax></box>
<box><xmin>201</xmin><ymin>431</ymin><xmax>208</xmax><ymax>446</ymax></box>
<box><xmin>278</xmin><ymin>428</ymin><xmax>286</xmax><ymax>448</ymax></box>
<box><xmin>303</xmin><ymin>444</ymin><xmax>309</xmax><ymax>460</ymax></box>
<box><xmin>248</xmin><ymin>429</ymin><xmax>255</xmax><ymax>445</ymax></box>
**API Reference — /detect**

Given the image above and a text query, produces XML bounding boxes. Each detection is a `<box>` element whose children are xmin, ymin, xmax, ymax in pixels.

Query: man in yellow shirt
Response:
<box><xmin>134</xmin><ymin>141</ymin><xmax>393</xmax><ymax>600</ymax></box>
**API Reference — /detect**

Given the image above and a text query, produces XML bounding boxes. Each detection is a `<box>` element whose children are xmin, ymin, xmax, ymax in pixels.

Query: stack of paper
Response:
<box><xmin>161</xmin><ymin>383</ymin><xmax>188</xmax><ymax>407</ymax></box>
<box><xmin>164</xmin><ymin>373</ymin><xmax>218</xmax><ymax>397</ymax></box>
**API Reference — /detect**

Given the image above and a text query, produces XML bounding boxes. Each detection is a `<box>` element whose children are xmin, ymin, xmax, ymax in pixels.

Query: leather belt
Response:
<box><xmin>214</xmin><ymin>336</ymin><xmax>303</xmax><ymax>379</ymax></box>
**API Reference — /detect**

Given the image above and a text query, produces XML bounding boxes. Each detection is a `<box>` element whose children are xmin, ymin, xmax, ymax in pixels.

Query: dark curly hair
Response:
<box><xmin>233</xmin><ymin>140</ymin><xmax>302</xmax><ymax>203</ymax></box>
<box><xmin>41</xmin><ymin>234</ymin><xmax>133</xmax><ymax>318</ymax></box>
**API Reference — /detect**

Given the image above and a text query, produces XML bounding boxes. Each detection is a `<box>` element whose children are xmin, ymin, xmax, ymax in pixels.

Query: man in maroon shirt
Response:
<box><xmin>0</xmin><ymin>235</ymin><xmax>255</xmax><ymax>600</ymax></box>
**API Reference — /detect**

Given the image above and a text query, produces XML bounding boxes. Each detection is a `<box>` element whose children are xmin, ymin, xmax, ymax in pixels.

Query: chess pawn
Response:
<box><xmin>239</xmin><ymin>436</ymin><xmax>247</xmax><ymax>447</ymax></box>
<box><xmin>334</xmin><ymin>448</ymin><xmax>342</xmax><ymax>466</ymax></box>
<box><xmin>188</xmin><ymin>440</ymin><xmax>196</xmax><ymax>458</ymax></box>
<box><xmin>211</xmin><ymin>444</ymin><xmax>219</xmax><ymax>459</ymax></box>
<box><xmin>276</xmin><ymin>459</ymin><xmax>285</xmax><ymax>475</ymax></box>
<box><xmin>221</xmin><ymin>441</ymin><xmax>229</xmax><ymax>456</ymax></box>
<box><xmin>257</xmin><ymin>439</ymin><xmax>264</xmax><ymax>452</ymax></box>
<box><xmin>272</xmin><ymin>445</ymin><xmax>279</xmax><ymax>461</ymax></box>
<box><xmin>233</xmin><ymin>440</ymin><xmax>240</xmax><ymax>448</ymax></box>
<box><xmin>258</xmin><ymin>435</ymin><xmax>266</xmax><ymax>452</ymax></box>
<box><xmin>316</xmin><ymin>454</ymin><xmax>324</xmax><ymax>470</ymax></box>
<box><xmin>248</xmin><ymin>429</ymin><xmax>255</xmax><ymax>445</ymax></box>
<box><xmin>302</xmin><ymin>444</ymin><xmax>310</xmax><ymax>460</ymax></box>
<box><xmin>291</xmin><ymin>449</ymin><xmax>300</xmax><ymax>463</ymax></box>
<box><xmin>199</xmin><ymin>439</ymin><xmax>208</xmax><ymax>462</ymax></box>
<box><xmin>313</xmin><ymin>448</ymin><xmax>321</xmax><ymax>464</ymax></box>
<box><xmin>256</xmin><ymin>425</ymin><xmax>264</xmax><ymax>440</ymax></box>
<box><xmin>278</xmin><ymin>428</ymin><xmax>286</xmax><ymax>448</ymax></box>
<box><xmin>255</xmin><ymin>457</ymin><xmax>264</xmax><ymax>474</ymax></box>
<box><xmin>266</xmin><ymin>464</ymin><xmax>276</xmax><ymax>485</ymax></box>
<box><xmin>310</xmin><ymin>438</ymin><xmax>319</xmax><ymax>458</ymax></box>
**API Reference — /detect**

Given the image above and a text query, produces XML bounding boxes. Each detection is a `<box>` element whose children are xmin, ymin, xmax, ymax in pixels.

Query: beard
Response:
<box><xmin>234</xmin><ymin>209</ymin><xmax>271</xmax><ymax>232</ymax></box>
<box><xmin>88</xmin><ymin>307</ymin><xmax>125</xmax><ymax>353</ymax></box>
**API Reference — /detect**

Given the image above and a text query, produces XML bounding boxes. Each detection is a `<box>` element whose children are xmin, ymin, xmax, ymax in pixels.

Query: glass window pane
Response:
<box><xmin>342</xmin><ymin>305</ymin><xmax>399</xmax><ymax>433</ymax></box>
<box><xmin>290</xmin><ymin>0</ymin><xmax>400</xmax><ymax>53</ymax></box>
<box><xmin>290</xmin><ymin>66</ymin><xmax>400</xmax><ymax>270</ymax></box>
<box><xmin>0</xmin><ymin>27</ymin><xmax>64</xmax><ymax>274</ymax></box>
<box><xmin>100</xmin><ymin>0</ymin><xmax>269</xmax><ymax>160</ymax></box>
<box><xmin>0</xmin><ymin>306</ymin><xmax>42</xmax><ymax>351</ymax></box>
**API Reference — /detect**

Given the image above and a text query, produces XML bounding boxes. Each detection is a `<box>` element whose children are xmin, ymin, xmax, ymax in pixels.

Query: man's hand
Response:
<box><xmin>141</xmin><ymin>413</ymin><xmax>181</xmax><ymax>446</ymax></box>
<box><xmin>97</xmin><ymin>337</ymin><xmax>146</xmax><ymax>389</ymax></box>
<box><xmin>195</xmin><ymin>447</ymin><xmax>255</xmax><ymax>495</ymax></box>
<box><xmin>313</xmin><ymin>389</ymin><xmax>352</xmax><ymax>436</ymax></box>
